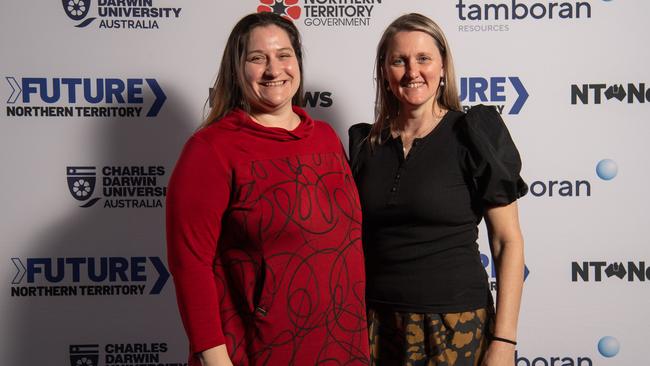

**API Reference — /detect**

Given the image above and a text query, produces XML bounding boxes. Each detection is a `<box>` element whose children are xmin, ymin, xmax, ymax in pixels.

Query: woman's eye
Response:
<box><xmin>391</xmin><ymin>59</ymin><xmax>405</xmax><ymax>66</ymax></box>
<box><xmin>248</xmin><ymin>55</ymin><xmax>265</xmax><ymax>63</ymax></box>
<box><xmin>417</xmin><ymin>56</ymin><xmax>431</xmax><ymax>63</ymax></box>
<box><xmin>279</xmin><ymin>53</ymin><xmax>292</xmax><ymax>59</ymax></box>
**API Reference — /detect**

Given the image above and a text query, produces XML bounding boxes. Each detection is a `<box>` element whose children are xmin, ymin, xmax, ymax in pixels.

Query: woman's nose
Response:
<box><xmin>406</xmin><ymin>60</ymin><xmax>419</xmax><ymax>79</ymax></box>
<box><xmin>264</xmin><ymin>59</ymin><xmax>281</xmax><ymax>78</ymax></box>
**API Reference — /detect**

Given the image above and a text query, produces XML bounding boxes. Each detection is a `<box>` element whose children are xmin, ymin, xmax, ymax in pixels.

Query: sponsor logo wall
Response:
<box><xmin>1</xmin><ymin>0</ymin><xmax>647</xmax><ymax>364</ymax></box>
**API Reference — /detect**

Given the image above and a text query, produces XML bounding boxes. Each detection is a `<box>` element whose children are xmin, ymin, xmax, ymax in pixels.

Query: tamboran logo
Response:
<box><xmin>61</xmin><ymin>0</ymin><xmax>182</xmax><ymax>30</ymax></box>
<box><xmin>529</xmin><ymin>179</ymin><xmax>592</xmax><ymax>197</ymax></box>
<box><xmin>572</xmin><ymin>261</ymin><xmax>650</xmax><ymax>282</ymax></box>
<box><xmin>459</xmin><ymin>76</ymin><xmax>528</xmax><ymax>115</ymax></box>
<box><xmin>66</xmin><ymin>166</ymin><xmax>167</xmax><ymax>208</ymax></box>
<box><xmin>515</xmin><ymin>351</ymin><xmax>593</xmax><ymax>366</ymax></box>
<box><xmin>598</xmin><ymin>336</ymin><xmax>620</xmax><ymax>358</ymax></box>
<box><xmin>529</xmin><ymin>159</ymin><xmax>617</xmax><ymax>198</ymax></box>
<box><xmin>481</xmin><ymin>252</ymin><xmax>529</xmax><ymax>292</ymax></box>
<box><xmin>456</xmin><ymin>0</ymin><xmax>598</xmax><ymax>32</ymax></box>
<box><xmin>258</xmin><ymin>0</ymin><xmax>301</xmax><ymax>21</ymax></box>
<box><xmin>69</xmin><ymin>343</ymin><xmax>186</xmax><ymax>366</ymax></box>
<box><xmin>516</xmin><ymin>337</ymin><xmax>619</xmax><ymax>365</ymax></box>
<box><xmin>571</xmin><ymin>83</ymin><xmax>650</xmax><ymax>105</ymax></box>
<box><xmin>5</xmin><ymin>77</ymin><xmax>166</xmax><ymax>118</ymax></box>
<box><xmin>10</xmin><ymin>256</ymin><xmax>170</xmax><ymax>296</ymax></box>
<box><xmin>257</xmin><ymin>0</ymin><xmax>385</xmax><ymax>27</ymax></box>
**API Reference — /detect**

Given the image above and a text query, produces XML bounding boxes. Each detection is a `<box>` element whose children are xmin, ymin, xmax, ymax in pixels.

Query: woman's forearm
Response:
<box><xmin>199</xmin><ymin>345</ymin><xmax>233</xmax><ymax>366</ymax></box>
<box><xmin>492</xmin><ymin>237</ymin><xmax>524</xmax><ymax>341</ymax></box>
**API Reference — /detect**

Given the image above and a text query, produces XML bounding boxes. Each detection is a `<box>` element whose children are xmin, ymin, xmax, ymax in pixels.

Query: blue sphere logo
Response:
<box><xmin>598</xmin><ymin>336</ymin><xmax>620</xmax><ymax>358</ymax></box>
<box><xmin>596</xmin><ymin>159</ymin><xmax>618</xmax><ymax>180</ymax></box>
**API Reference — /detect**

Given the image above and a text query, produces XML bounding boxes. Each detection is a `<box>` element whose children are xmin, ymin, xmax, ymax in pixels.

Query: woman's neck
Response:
<box><xmin>394</xmin><ymin>102</ymin><xmax>444</xmax><ymax>136</ymax></box>
<box><xmin>249</xmin><ymin>105</ymin><xmax>300</xmax><ymax>131</ymax></box>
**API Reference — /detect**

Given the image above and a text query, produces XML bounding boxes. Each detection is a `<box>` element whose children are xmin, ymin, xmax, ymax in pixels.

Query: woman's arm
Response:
<box><xmin>198</xmin><ymin>345</ymin><xmax>233</xmax><ymax>366</ymax></box>
<box><xmin>166</xmin><ymin>135</ymin><xmax>233</xmax><ymax>365</ymax></box>
<box><xmin>481</xmin><ymin>201</ymin><xmax>525</xmax><ymax>366</ymax></box>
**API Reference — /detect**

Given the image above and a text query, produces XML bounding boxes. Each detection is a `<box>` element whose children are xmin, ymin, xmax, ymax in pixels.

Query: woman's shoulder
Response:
<box><xmin>457</xmin><ymin>104</ymin><xmax>528</xmax><ymax>205</ymax></box>
<box><xmin>348</xmin><ymin>122</ymin><xmax>372</xmax><ymax>135</ymax></box>
<box><xmin>348</xmin><ymin>123</ymin><xmax>372</xmax><ymax>148</ymax></box>
<box><xmin>461</xmin><ymin>104</ymin><xmax>508</xmax><ymax>132</ymax></box>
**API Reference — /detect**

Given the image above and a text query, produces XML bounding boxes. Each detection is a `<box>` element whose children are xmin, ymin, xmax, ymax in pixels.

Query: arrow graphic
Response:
<box><xmin>509</xmin><ymin>77</ymin><xmax>528</xmax><ymax>114</ymax></box>
<box><xmin>6</xmin><ymin>77</ymin><xmax>22</xmax><ymax>104</ymax></box>
<box><xmin>149</xmin><ymin>256</ymin><xmax>169</xmax><ymax>294</ymax></box>
<box><xmin>11</xmin><ymin>258</ymin><xmax>26</xmax><ymax>284</ymax></box>
<box><xmin>146</xmin><ymin>79</ymin><xmax>166</xmax><ymax>117</ymax></box>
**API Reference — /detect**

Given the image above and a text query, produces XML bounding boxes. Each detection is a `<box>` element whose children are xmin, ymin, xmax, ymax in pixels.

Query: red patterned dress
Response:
<box><xmin>166</xmin><ymin>107</ymin><xmax>369</xmax><ymax>366</ymax></box>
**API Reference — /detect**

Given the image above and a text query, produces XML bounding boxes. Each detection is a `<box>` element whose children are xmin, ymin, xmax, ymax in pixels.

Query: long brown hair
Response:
<box><xmin>201</xmin><ymin>13</ymin><xmax>304</xmax><ymax>128</ymax></box>
<box><xmin>370</xmin><ymin>13</ymin><xmax>461</xmax><ymax>146</ymax></box>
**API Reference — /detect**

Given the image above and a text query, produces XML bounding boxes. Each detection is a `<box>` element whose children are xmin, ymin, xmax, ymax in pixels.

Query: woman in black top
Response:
<box><xmin>349</xmin><ymin>13</ymin><xmax>527</xmax><ymax>366</ymax></box>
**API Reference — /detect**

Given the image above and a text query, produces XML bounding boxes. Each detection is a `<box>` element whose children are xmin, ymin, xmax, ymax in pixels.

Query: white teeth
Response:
<box><xmin>405</xmin><ymin>82</ymin><xmax>423</xmax><ymax>88</ymax></box>
<box><xmin>262</xmin><ymin>81</ymin><xmax>285</xmax><ymax>87</ymax></box>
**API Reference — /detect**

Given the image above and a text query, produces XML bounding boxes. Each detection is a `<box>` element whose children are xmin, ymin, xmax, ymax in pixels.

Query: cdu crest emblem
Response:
<box><xmin>69</xmin><ymin>345</ymin><xmax>100</xmax><ymax>366</ymax></box>
<box><xmin>62</xmin><ymin>0</ymin><xmax>96</xmax><ymax>27</ymax></box>
<box><xmin>67</xmin><ymin>166</ymin><xmax>101</xmax><ymax>208</ymax></box>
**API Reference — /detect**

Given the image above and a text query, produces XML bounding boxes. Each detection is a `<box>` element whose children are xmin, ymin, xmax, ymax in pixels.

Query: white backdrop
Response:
<box><xmin>1</xmin><ymin>1</ymin><xmax>648</xmax><ymax>365</ymax></box>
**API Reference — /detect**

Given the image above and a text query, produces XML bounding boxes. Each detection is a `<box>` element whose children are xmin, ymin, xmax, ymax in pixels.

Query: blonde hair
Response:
<box><xmin>370</xmin><ymin>13</ymin><xmax>461</xmax><ymax>146</ymax></box>
<box><xmin>200</xmin><ymin>13</ymin><xmax>304</xmax><ymax>129</ymax></box>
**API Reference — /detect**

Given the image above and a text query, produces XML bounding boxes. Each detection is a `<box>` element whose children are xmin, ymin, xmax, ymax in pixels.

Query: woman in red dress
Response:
<box><xmin>167</xmin><ymin>12</ymin><xmax>369</xmax><ymax>366</ymax></box>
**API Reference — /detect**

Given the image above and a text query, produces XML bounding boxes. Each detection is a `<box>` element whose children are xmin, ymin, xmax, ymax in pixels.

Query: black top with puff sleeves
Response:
<box><xmin>349</xmin><ymin>105</ymin><xmax>527</xmax><ymax>313</ymax></box>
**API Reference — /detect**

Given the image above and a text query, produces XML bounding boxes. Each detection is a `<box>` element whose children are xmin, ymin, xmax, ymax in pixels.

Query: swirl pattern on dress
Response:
<box><xmin>214</xmin><ymin>152</ymin><xmax>368</xmax><ymax>366</ymax></box>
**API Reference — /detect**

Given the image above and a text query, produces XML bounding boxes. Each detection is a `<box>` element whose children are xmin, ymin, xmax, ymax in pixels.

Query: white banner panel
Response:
<box><xmin>1</xmin><ymin>1</ymin><xmax>648</xmax><ymax>365</ymax></box>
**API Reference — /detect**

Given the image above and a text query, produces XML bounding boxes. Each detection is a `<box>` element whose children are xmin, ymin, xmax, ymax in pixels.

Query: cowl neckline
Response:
<box><xmin>229</xmin><ymin>106</ymin><xmax>314</xmax><ymax>141</ymax></box>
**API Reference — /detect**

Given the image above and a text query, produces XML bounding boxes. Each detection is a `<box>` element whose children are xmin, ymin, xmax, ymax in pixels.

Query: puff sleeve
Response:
<box><xmin>347</xmin><ymin>123</ymin><xmax>372</xmax><ymax>175</ymax></box>
<box><xmin>461</xmin><ymin>105</ymin><xmax>528</xmax><ymax>206</ymax></box>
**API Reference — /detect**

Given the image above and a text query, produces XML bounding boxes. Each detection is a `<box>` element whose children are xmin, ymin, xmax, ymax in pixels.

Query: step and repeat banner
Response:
<box><xmin>1</xmin><ymin>1</ymin><xmax>648</xmax><ymax>365</ymax></box>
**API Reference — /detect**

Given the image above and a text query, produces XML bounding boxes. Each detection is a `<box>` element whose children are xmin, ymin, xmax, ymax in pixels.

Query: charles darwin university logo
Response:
<box><xmin>61</xmin><ymin>0</ymin><xmax>183</xmax><ymax>30</ymax></box>
<box><xmin>70</xmin><ymin>345</ymin><xmax>99</xmax><ymax>366</ymax></box>
<box><xmin>258</xmin><ymin>0</ymin><xmax>301</xmax><ymax>21</ymax></box>
<box><xmin>62</xmin><ymin>0</ymin><xmax>96</xmax><ymax>27</ymax></box>
<box><xmin>67</xmin><ymin>343</ymin><xmax>184</xmax><ymax>366</ymax></box>
<box><xmin>67</xmin><ymin>167</ymin><xmax>100</xmax><ymax>208</ymax></box>
<box><xmin>66</xmin><ymin>165</ymin><xmax>167</xmax><ymax>209</ymax></box>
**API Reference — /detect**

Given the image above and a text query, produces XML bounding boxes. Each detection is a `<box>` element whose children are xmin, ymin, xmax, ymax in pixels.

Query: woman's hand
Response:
<box><xmin>481</xmin><ymin>340</ymin><xmax>515</xmax><ymax>366</ymax></box>
<box><xmin>199</xmin><ymin>345</ymin><xmax>233</xmax><ymax>366</ymax></box>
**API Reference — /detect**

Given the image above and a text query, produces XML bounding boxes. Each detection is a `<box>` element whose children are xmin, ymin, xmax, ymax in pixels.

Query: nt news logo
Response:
<box><xmin>572</xmin><ymin>261</ymin><xmax>650</xmax><ymax>282</ymax></box>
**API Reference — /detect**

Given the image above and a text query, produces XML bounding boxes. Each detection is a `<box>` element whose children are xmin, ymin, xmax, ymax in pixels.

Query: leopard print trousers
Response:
<box><xmin>368</xmin><ymin>307</ymin><xmax>495</xmax><ymax>366</ymax></box>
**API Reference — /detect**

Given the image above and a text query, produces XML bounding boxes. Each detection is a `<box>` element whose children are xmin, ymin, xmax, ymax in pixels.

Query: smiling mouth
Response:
<box><xmin>260</xmin><ymin>80</ymin><xmax>287</xmax><ymax>87</ymax></box>
<box><xmin>403</xmin><ymin>81</ymin><xmax>425</xmax><ymax>88</ymax></box>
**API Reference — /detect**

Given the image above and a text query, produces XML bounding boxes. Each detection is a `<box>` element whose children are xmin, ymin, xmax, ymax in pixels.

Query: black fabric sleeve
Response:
<box><xmin>347</xmin><ymin>123</ymin><xmax>372</xmax><ymax>175</ymax></box>
<box><xmin>461</xmin><ymin>105</ymin><xmax>528</xmax><ymax>206</ymax></box>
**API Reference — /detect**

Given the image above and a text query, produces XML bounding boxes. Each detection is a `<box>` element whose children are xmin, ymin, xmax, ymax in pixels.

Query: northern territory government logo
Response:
<box><xmin>10</xmin><ymin>256</ymin><xmax>169</xmax><ymax>297</ymax></box>
<box><xmin>5</xmin><ymin>77</ymin><xmax>166</xmax><ymax>118</ymax></box>
<box><xmin>67</xmin><ymin>166</ymin><xmax>167</xmax><ymax>208</ymax></box>
<box><xmin>257</xmin><ymin>0</ymin><xmax>386</xmax><ymax>27</ymax></box>
<box><xmin>69</xmin><ymin>343</ymin><xmax>187</xmax><ymax>366</ymax></box>
<box><xmin>61</xmin><ymin>0</ymin><xmax>182</xmax><ymax>30</ymax></box>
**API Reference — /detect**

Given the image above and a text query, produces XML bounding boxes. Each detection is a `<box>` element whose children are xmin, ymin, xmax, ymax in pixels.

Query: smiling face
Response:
<box><xmin>384</xmin><ymin>31</ymin><xmax>444</xmax><ymax>110</ymax></box>
<box><xmin>242</xmin><ymin>25</ymin><xmax>301</xmax><ymax>115</ymax></box>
